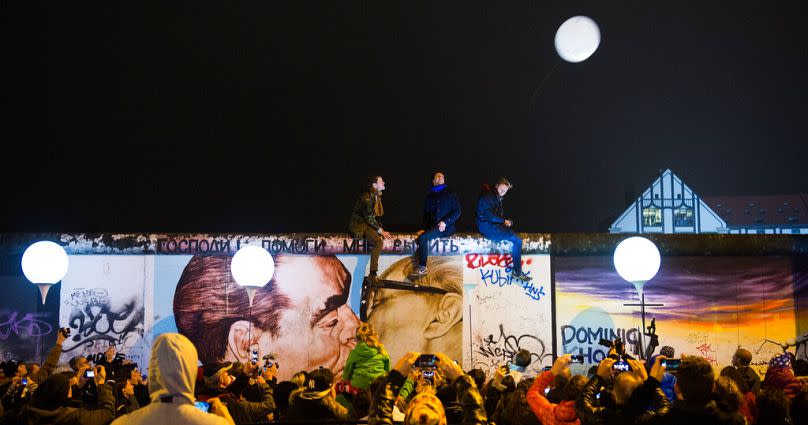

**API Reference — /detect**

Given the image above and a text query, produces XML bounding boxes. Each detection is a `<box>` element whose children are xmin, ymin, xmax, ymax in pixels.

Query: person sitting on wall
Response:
<box><xmin>349</xmin><ymin>176</ymin><xmax>393</xmax><ymax>284</ymax></box>
<box><xmin>411</xmin><ymin>172</ymin><xmax>461</xmax><ymax>279</ymax></box>
<box><xmin>475</xmin><ymin>177</ymin><xmax>531</xmax><ymax>282</ymax></box>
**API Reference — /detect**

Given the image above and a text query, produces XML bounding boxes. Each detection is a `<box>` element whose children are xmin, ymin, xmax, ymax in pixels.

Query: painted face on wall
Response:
<box><xmin>251</xmin><ymin>256</ymin><xmax>360</xmax><ymax>378</ymax></box>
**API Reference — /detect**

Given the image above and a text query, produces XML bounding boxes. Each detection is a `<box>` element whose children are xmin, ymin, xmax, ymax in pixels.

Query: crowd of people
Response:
<box><xmin>2</xmin><ymin>322</ymin><xmax>808</xmax><ymax>425</ymax></box>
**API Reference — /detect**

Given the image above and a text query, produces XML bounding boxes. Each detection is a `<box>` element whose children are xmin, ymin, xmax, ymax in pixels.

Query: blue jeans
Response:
<box><xmin>478</xmin><ymin>224</ymin><xmax>523</xmax><ymax>272</ymax></box>
<box><xmin>416</xmin><ymin>225</ymin><xmax>456</xmax><ymax>267</ymax></box>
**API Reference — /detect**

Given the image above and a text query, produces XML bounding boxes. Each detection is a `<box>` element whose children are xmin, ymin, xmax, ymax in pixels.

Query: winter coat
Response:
<box><xmin>349</xmin><ymin>191</ymin><xmax>384</xmax><ymax>238</ymax></box>
<box><xmin>343</xmin><ymin>342</ymin><xmax>391</xmax><ymax>390</ymax></box>
<box><xmin>737</xmin><ymin>366</ymin><xmax>761</xmax><ymax>395</ymax></box>
<box><xmin>422</xmin><ymin>186</ymin><xmax>461</xmax><ymax>229</ymax></box>
<box><xmin>575</xmin><ymin>375</ymin><xmax>670</xmax><ymax>425</ymax></box>
<box><xmin>110</xmin><ymin>333</ymin><xmax>230</xmax><ymax>425</ymax></box>
<box><xmin>525</xmin><ymin>371</ymin><xmax>580</xmax><ymax>425</ymax></box>
<box><xmin>286</xmin><ymin>392</ymin><xmax>349</xmax><ymax>422</ymax></box>
<box><xmin>476</xmin><ymin>184</ymin><xmax>506</xmax><ymax>232</ymax></box>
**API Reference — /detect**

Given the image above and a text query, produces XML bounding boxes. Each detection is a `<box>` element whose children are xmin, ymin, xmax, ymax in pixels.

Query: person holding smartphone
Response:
<box><xmin>21</xmin><ymin>365</ymin><xmax>116</xmax><ymax>425</ymax></box>
<box><xmin>526</xmin><ymin>354</ymin><xmax>586</xmax><ymax>425</ymax></box>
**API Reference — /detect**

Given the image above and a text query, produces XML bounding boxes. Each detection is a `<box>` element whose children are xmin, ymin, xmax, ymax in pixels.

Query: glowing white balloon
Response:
<box><xmin>613</xmin><ymin>237</ymin><xmax>661</xmax><ymax>283</ymax></box>
<box><xmin>554</xmin><ymin>16</ymin><xmax>601</xmax><ymax>63</ymax></box>
<box><xmin>230</xmin><ymin>246</ymin><xmax>275</xmax><ymax>288</ymax></box>
<box><xmin>21</xmin><ymin>241</ymin><xmax>69</xmax><ymax>304</ymax></box>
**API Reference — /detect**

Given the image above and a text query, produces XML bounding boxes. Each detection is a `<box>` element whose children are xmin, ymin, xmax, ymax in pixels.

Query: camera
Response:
<box><xmin>60</xmin><ymin>327</ymin><xmax>71</xmax><ymax>337</ymax></box>
<box><xmin>21</xmin><ymin>379</ymin><xmax>28</xmax><ymax>386</ymax></box>
<box><xmin>599</xmin><ymin>337</ymin><xmax>635</xmax><ymax>361</ymax></box>
<box><xmin>421</xmin><ymin>369</ymin><xmax>435</xmax><ymax>385</ymax></box>
<box><xmin>85</xmin><ymin>370</ymin><xmax>95</xmax><ymax>378</ymax></box>
<box><xmin>251</xmin><ymin>350</ymin><xmax>258</xmax><ymax>365</ymax></box>
<box><xmin>570</xmin><ymin>354</ymin><xmax>585</xmax><ymax>364</ymax></box>
<box><xmin>262</xmin><ymin>354</ymin><xmax>278</xmax><ymax>369</ymax></box>
<box><xmin>194</xmin><ymin>401</ymin><xmax>211</xmax><ymax>413</ymax></box>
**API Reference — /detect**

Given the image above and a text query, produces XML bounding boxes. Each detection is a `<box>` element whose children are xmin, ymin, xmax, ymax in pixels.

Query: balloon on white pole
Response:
<box><xmin>554</xmin><ymin>16</ymin><xmax>601</xmax><ymax>63</ymax></box>
<box><xmin>230</xmin><ymin>245</ymin><xmax>275</xmax><ymax>307</ymax></box>
<box><xmin>21</xmin><ymin>241</ymin><xmax>69</xmax><ymax>304</ymax></box>
<box><xmin>613</xmin><ymin>236</ymin><xmax>661</xmax><ymax>294</ymax></box>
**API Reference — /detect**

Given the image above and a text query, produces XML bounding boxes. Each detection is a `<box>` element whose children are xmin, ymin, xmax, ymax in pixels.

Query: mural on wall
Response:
<box><xmin>462</xmin><ymin>253</ymin><xmax>553</xmax><ymax>377</ymax></box>
<box><xmin>555</xmin><ymin>255</ymin><xmax>808</xmax><ymax>375</ymax></box>
<box><xmin>59</xmin><ymin>256</ymin><xmax>152</xmax><ymax>369</ymax></box>
<box><xmin>0</xmin><ymin>276</ymin><xmax>60</xmax><ymax>362</ymax></box>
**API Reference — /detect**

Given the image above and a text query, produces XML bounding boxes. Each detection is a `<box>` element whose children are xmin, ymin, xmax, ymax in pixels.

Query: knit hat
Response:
<box><xmin>769</xmin><ymin>353</ymin><xmax>792</xmax><ymax>370</ymax></box>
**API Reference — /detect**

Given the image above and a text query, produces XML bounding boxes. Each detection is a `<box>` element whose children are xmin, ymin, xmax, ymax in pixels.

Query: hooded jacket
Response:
<box><xmin>343</xmin><ymin>342</ymin><xmax>391</xmax><ymax>390</ymax></box>
<box><xmin>21</xmin><ymin>372</ymin><xmax>116</xmax><ymax>425</ymax></box>
<box><xmin>111</xmin><ymin>333</ymin><xmax>230</xmax><ymax>425</ymax></box>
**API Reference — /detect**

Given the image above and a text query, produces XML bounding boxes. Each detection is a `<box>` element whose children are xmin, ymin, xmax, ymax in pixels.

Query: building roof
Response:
<box><xmin>702</xmin><ymin>193</ymin><xmax>808</xmax><ymax>227</ymax></box>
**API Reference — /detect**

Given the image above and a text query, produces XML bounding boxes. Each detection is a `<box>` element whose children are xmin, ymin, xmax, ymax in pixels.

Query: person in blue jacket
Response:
<box><xmin>475</xmin><ymin>178</ymin><xmax>532</xmax><ymax>281</ymax></box>
<box><xmin>411</xmin><ymin>172</ymin><xmax>461</xmax><ymax>278</ymax></box>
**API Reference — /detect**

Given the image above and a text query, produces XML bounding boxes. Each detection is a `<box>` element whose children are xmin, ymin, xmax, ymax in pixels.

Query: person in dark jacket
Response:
<box><xmin>21</xmin><ymin>366</ymin><xmax>116</xmax><ymax>425</ymax></box>
<box><xmin>646</xmin><ymin>356</ymin><xmax>743</xmax><ymax>425</ymax></box>
<box><xmin>576</xmin><ymin>355</ymin><xmax>670</xmax><ymax>425</ymax></box>
<box><xmin>411</xmin><ymin>172</ymin><xmax>461</xmax><ymax>278</ymax></box>
<box><xmin>475</xmin><ymin>178</ymin><xmax>532</xmax><ymax>281</ymax></box>
<box><xmin>732</xmin><ymin>348</ymin><xmax>761</xmax><ymax>395</ymax></box>
<box><xmin>286</xmin><ymin>368</ymin><xmax>350</xmax><ymax>422</ymax></box>
<box><xmin>349</xmin><ymin>176</ymin><xmax>393</xmax><ymax>283</ymax></box>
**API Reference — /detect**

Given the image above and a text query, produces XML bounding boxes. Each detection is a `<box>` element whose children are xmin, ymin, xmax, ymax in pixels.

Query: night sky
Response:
<box><xmin>3</xmin><ymin>1</ymin><xmax>806</xmax><ymax>234</ymax></box>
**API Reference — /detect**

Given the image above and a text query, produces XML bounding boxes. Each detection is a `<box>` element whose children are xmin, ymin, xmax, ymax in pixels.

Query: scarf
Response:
<box><xmin>431</xmin><ymin>184</ymin><xmax>447</xmax><ymax>193</ymax></box>
<box><xmin>372</xmin><ymin>191</ymin><xmax>384</xmax><ymax>217</ymax></box>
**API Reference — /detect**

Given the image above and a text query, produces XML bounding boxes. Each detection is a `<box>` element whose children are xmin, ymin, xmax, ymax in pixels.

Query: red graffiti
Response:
<box><xmin>695</xmin><ymin>343</ymin><xmax>717</xmax><ymax>365</ymax></box>
<box><xmin>465</xmin><ymin>254</ymin><xmax>512</xmax><ymax>269</ymax></box>
<box><xmin>465</xmin><ymin>254</ymin><xmax>533</xmax><ymax>270</ymax></box>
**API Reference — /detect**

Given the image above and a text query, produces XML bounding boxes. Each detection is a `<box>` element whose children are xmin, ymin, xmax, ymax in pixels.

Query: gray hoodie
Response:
<box><xmin>111</xmin><ymin>333</ymin><xmax>230</xmax><ymax>425</ymax></box>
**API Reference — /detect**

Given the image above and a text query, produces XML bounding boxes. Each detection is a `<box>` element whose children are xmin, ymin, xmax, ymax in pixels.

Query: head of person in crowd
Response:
<box><xmin>405</xmin><ymin>389</ymin><xmax>447</xmax><ymax>425</ymax></box>
<box><xmin>467</xmin><ymin>368</ymin><xmax>486</xmax><ymax>392</ymax></box>
<box><xmin>291</xmin><ymin>371</ymin><xmax>309</xmax><ymax>387</ymax></box>
<box><xmin>560</xmin><ymin>375</ymin><xmax>587</xmax><ymax>403</ymax></box>
<box><xmin>30</xmin><ymin>372</ymin><xmax>73</xmax><ymax>410</ymax></box>
<box><xmin>174</xmin><ymin>254</ymin><xmax>360</xmax><ymax>380</ymax></box>
<box><xmin>370</xmin><ymin>256</ymin><xmax>462</xmax><ymax>360</ymax></box>
<box><xmin>732</xmin><ymin>348</ymin><xmax>753</xmax><ymax>367</ymax></box>
<box><xmin>756</xmin><ymin>388</ymin><xmax>792</xmax><ymax>424</ymax></box>
<box><xmin>69</xmin><ymin>355</ymin><xmax>89</xmax><ymax>373</ymax></box>
<box><xmin>720</xmin><ymin>366</ymin><xmax>751</xmax><ymax>394</ymax></box>
<box><xmin>203</xmin><ymin>362</ymin><xmax>235</xmax><ymax>390</ymax></box>
<box><xmin>15</xmin><ymin>362</ymin><xmax>28</xmax><ymax>378</ymax></box>
<box><xmin>512</xmin><ymin>349</ymin><xmax>532</xmax><ymax>369</ymax></box>
<box><xmin>674</xmin><ymin>356</ymin><xmax>715</xmax><ymax>404</ymax></box>
<box><xmin>612</xmin><ymin>372</ymin><xmax>644</xmax><ymax>406</ymax></box>
<box><xmin>27</xmin><ymin>362</ymin><xmax>41</xmax><ymax>378</ymax></box>
<box><xmin>714</xmin><ymin>376</ymin><xmax>744</xmax><ymax>414</ymax></box>
<box><xmin>792</xmin><ymin>359</ymin><xmax>808</xmax><ymax>376</ymax></box>
<box><xmin>356</xmin><ymin>322</ymin><xmax>387</xmax><ymax>356</ymax></box>
<box><xmin>301</xmin><ymin>368</ymin><xmax>336</xmax><ymax>399</ymax></box>
<box><xmin>147</xmin><ymin>333</ymin><xmax>201</xmax><ymax>404</ymax></box>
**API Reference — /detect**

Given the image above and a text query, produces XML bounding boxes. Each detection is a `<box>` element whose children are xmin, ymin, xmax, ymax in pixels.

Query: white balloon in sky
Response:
<box><xmin>554</xmin><ymin>16</ymin><xmax>601</xmax><ymax>63</ymax></box>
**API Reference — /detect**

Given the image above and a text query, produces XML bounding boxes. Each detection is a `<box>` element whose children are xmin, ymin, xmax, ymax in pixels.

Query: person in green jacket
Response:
<box><xmin>343</xmin><ymin>323</ymin><xmax>391</xmax><ymax>391</ymax></box>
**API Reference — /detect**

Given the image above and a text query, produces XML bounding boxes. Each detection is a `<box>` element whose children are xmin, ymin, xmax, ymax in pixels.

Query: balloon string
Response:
<box><xmin>529</xmin><ymin>61</ymin><xmax>560</xmax><ymax>106</ymax></box>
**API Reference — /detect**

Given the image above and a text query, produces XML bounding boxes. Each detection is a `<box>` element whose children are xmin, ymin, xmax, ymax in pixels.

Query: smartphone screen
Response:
<box><xmin>195</xmin><ymin>401</ymin><xmax>211</xmax><ymax>413</ymax></box>
<box><xmin>612</xmin><ymin>361</ymin><xmax>631</xmax><ymax>372</ymax></box>
<box><xmin>662</xmin><ymin>359</ymin><xmax>681</xmax><ymax>370</ymax></box>
<box><xmin>85</xmin><ymin>370</ymin><xmax>95</xmax><ymax>378</ymax></box>
<box><xmin>415</xmin><ymin>354</ymin><xmax>438</xmax><ymax>368</ymax></box>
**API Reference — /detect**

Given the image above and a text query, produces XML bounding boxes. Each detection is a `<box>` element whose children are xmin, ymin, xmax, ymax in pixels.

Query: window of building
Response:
<box><xmin>673</xmin><ymin>207</ymin><xmax>694</xmax><ymax>227</ymax></box>
<box><xmin>642</xmin><ymin>207</ymin><xmax>662</xmax><ymax>227</ymax></box>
